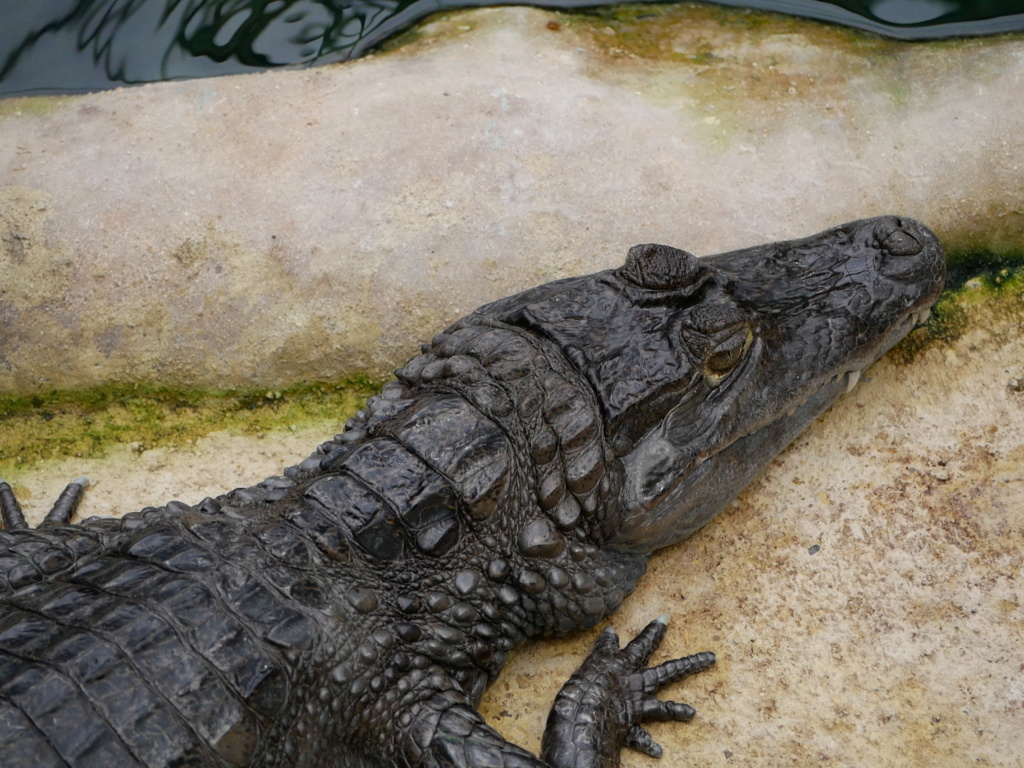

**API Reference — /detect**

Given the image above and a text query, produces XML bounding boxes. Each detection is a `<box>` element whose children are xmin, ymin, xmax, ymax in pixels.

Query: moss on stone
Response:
<box><xmin>892</xmin><ymin>248</ymin><xmax>1024</xmax><ymax>363</ymax></box>
<box><xmin>543</xmin><ymin>2</ymin><xmax>1020</xmax><ymax>149</ymax></box>
<box><xmin>559</xmin><ymin>2</ymin><xmax>1013</xmax><ymax>64</ymax></box>
<box><xmin>0</xmin><ymin>377</ymin><xmax>381</xmax><ymax>477</ymax></box>
<box><xmin>945</xmin><ymin>249</ymin><xmax>1024</xmax><ymax>295</ymax></box>
<box><xmin>0</xmin><ymin>95</ymin><xmax>69</xmax><ymax>120</ymax></box>
<box><xmin>373</xmin><ymin>9</ymin><xmax>479</xmax><ymax>58</ymax></box>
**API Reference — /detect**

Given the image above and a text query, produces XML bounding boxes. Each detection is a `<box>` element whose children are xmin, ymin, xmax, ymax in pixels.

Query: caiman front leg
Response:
<box><xmin>0</xmin><ymin>477</ymin><xmax>89</xmax><ymax>530</ymax></box>
<box><xmin>0</xmin><ymin>478</ymin><xmax>100</xmax><ymax>592</ymax></box>
<box><xmin>541</xmin><ymin>617</ymin><xmax>716</xmax><ymax>768</ymax></box>
<box><xmin>410</xmin><ymin>618</ymin><xmax>715</xmax><ymax>768</ymax></box>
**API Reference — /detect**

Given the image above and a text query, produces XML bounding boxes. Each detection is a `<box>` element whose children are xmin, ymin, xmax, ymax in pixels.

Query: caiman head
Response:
<box><xmin>490</xmin><ymin>216</ymin><xmax>945</xmax><ymax>554</ymax></box>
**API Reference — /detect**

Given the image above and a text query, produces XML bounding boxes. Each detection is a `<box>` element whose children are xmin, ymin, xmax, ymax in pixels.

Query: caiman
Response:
<box><xmin>0</xmin><ymin>216</ymin><xmax>945</xmax><ymax>767</ymax></box>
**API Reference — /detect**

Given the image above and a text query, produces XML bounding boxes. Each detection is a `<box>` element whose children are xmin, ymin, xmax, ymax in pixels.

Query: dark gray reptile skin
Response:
<box><xmin>0</xmin><ymin>216</ymin><xmax>945</xmax><ymax>767</ymax></box>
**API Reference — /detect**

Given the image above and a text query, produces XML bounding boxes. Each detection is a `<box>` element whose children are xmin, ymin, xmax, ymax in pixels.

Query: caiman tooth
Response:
<box><xmin>846</xmin><ymin>369</ymin><xmax>861</xmax><ymax>394</ymax></box>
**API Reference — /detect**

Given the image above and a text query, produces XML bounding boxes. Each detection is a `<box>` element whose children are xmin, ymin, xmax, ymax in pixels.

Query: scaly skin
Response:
<box><xmin>0</xmin><ymin>216</ymin><xmax>945</xmax><ymax>767</ymax></box>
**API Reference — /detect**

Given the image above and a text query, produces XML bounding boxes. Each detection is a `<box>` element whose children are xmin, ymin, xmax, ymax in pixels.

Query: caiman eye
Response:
<box><xmin>704</xmin><ymin>325</ymin><xmax>753</xmax><ymax>385</ymax></box>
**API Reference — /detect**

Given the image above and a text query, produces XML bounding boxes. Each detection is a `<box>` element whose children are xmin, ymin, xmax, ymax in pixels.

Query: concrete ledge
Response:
<box><xmin>2</xmin><ymin>5</ymin><xmax>1023</xmax><ymax>391</ymax></box>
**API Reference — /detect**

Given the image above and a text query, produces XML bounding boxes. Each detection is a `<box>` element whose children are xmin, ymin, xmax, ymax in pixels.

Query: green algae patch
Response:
<box><xmin>892</xmin><ymin>248</ymin><xmax>1024</xmax><ymax>363</ymax></box>
<box><xmin>561</xmin><ymin>2</ymin><xmax>822</xmax><ymax>59</ymax></box>
<box><xmin>553</xmin><ymin>2</ymin><xmax>1020</xmax><ymax>148</ymax></box>
<box><xmin>945</xmin><ymin>248</ymin><xmax>1024</xmax><ymax>296</ymax></box>
<box><xmin>372</xmin><ymin>9</ymin><xmax>481</xmax><ymax>59</ymax></box>
<box><xmin>550</xmin><ymin>3</ymin><xmax>878</xmax><ymax>145</ymax></box>
<box><xmin>560</xmin><ymin>2</ymin><xmax>1014</xmax><ymax>76</ymax></box>
<box><xmin>0</xmin><ymin>95</ymin><xmax>70</xmax><ymax>120</ymax></box>
<box><xmin>0</xmin><ymin>377</ymin><xmax>380</xmax><ymax>477</ymax></box>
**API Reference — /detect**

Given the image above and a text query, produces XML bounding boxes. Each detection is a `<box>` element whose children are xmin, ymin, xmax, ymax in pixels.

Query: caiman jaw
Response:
<box><xmin>606</xmin><ymin>216</ymin><xmax>946</xmax><ymax>553</ymax></box>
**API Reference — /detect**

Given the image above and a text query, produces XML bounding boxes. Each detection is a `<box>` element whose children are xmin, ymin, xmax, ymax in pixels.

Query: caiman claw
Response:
<box><xmin>540</xmin><ymin>615</ymin><xmax>716</xmax><ymax>768</ymax></box>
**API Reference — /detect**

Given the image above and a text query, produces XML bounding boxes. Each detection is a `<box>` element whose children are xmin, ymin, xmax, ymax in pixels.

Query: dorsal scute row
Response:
<box><xmin>395</xmin><ymin>319</ymin><xmax>620</xmax><ymax>544</ymax></box>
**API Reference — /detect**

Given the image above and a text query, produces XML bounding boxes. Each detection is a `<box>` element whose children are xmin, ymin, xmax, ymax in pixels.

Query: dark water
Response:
<box><xmin>1</xmin><ymin>0</ymin><xmax>1023</xmax><ymax>98</ymax></box>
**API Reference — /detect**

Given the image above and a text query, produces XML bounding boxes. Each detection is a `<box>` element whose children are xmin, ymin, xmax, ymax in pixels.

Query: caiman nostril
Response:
<box><xmin>881</xmin><ymin>228</ymin><xmax>923</xmax><ymax>256</ymax></box>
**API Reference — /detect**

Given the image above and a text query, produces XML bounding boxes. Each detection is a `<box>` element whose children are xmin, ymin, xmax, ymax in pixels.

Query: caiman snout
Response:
<box><xmin>871</xmin><ymin>217</ymin><xmax>946</xmax><ymax>308</ymax></box>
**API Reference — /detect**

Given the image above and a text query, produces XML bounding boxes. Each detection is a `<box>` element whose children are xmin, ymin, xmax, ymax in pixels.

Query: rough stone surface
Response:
<box><xmin>1</xmin><ymin>5</ymin><xmax>1022</xmax><ymax>766</ymax></box>
<box><xmin>1</xmin><ymin>4</ymin><xmax>1023</xmax><ymax>391</ymax></box>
